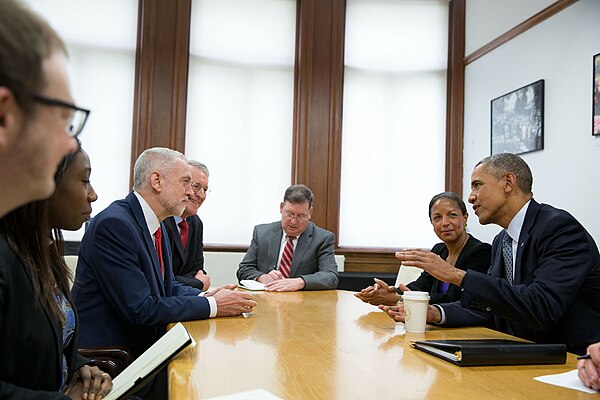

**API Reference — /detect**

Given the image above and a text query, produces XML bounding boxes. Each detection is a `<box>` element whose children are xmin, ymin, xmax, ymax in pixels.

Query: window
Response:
<box><xmin>186</xmin><ymin>0</ymin><xmax>297</xmax><ymax>245</ymax></box>
<box><xmin>339</xmin><ymin>0</ymin><xmax>449</xmax><ymax>248</ymax></box>
<box><xmin>25</xmin><ymin>0</ymin><xmax>139</xmax><ymax>241</ymax></box>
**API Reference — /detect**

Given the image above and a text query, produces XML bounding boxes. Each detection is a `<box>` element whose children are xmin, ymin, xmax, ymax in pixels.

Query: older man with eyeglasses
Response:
<box><xmin>163</xmin><ymin>160</ymin><xmax>212</xmax><ymax>290</ymax></box>
<box><xmin>237</xmin><ymin>184</ymin><xmax>339</xmax><ymax>291</ymax></box>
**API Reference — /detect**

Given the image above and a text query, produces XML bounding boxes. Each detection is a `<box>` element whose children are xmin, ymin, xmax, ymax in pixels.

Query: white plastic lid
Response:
<box><xmin>402</xmin><ymin>291</ymin><xmax>430</xmax><ymax>301</ymax></box>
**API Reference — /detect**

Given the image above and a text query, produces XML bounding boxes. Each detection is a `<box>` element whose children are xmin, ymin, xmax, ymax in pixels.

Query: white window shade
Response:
<box><xmin>339</xmin><ymin>0</ymin><xmax>449</xmax><ymax>249</ymax></box>
<box><xmin>186</xmin><ymin>0</ymin><xmax>296</xmax><ymax>246</ymax></box>
<box><xmin>24</xmin><ymin>0</ymin><xmax>138</xmax><ymax>241</ymax></box>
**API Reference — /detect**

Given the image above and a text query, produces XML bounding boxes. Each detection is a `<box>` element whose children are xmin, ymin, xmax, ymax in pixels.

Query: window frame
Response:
<box><xmin>131</xmin><ymin>0</ymin><xmax>465</xmax><ymax>272</ymax></box>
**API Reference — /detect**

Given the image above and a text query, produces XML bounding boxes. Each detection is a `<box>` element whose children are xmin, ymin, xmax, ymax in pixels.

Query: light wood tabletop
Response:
<box><xmin>168</xmin><ymin>290</ymin><xmax>587</xmax><ymax>399</ymax></box>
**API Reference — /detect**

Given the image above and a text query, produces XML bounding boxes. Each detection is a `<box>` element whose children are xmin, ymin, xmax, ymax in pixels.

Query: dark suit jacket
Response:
<box><xmin>0</xmin><ymin>234</ymin><xmax>86</xmax><ymax>399</ymax></box>
<box><xmin>442</xmin><ymin>199</ymin><xmax>600</xmax><ymax>354</ymax></box>
<box><xmin>237</xmin><ymin>221</ymin><xmax>339</xmax><ymax>290</ymax></box>
<box><xmin>406</xmin><ymin>235</ymin><xmax>491</xmax><ymax>304</ymax></box>
<box><xmin>163</xmin><ymin>215</ymin><xmax>206</xmax><ymax>290</ymax></box>
<box><xmin>72</xmin><ymin>192</ymin><xmax>212</xmax><ymax>357</ymax></box>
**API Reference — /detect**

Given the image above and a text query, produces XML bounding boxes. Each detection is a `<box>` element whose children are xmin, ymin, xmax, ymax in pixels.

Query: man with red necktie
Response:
<box><xmin>237</xmin><ymin>184</ymin><xmax>339</xmax><ymax>292</ymax></box>
<box><xmin>164</xmin><ymin>160</ymin><xmax>211</xmax><ymax>290</ymax></box>
<box><xmin>73</xmin><ymin>148</ymin><xmax>255</xmax><ymax>398</ymax></box>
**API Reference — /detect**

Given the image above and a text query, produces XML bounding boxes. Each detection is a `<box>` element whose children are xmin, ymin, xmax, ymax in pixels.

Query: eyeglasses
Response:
<box><xmin>32</xmin><ymin>94</ymin><xmax>91</xmax><ymax>137</ymax></box>
<box><xmin>191</xmin><ymin>182</ymin><xmax>211</xmax><ymax>195</ymax></box>
<box><xmin>283</xmin><ymin>211</ymin><xmax>309</xmax><ymax>222</ymax></box>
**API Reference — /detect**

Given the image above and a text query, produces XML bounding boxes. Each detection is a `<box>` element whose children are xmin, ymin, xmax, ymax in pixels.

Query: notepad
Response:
<box><xmin>206</xmin><ymin>389</ymin><xmax>284</xmax><ymax>399</ymax></box>
<box><xmin>534</xmin><ymin>370</ymin><xmax>599</xmax><ymax>394</ymax></box>
<box><xmin>239</xmin><ymin>279</ymin><xmax>265</xmax><ymax>291</ymax></box>
<box><xmin>410</xmin><ymin>339</ymin><xmax>567</xmax><ymax>367</ymax></box>
<box><xmin>104</xmin><ymin>322</ymin><xmax>194</xmax><ymax>400</ymax></box>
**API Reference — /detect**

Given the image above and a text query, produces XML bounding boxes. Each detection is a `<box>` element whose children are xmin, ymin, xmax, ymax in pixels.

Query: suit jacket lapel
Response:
<box><xmin>160</xmin><ymin>221</ymin><xmax>173</xmax><ymax>295</ymax></box>
<box><xmin>20</xmin><ymin>263</ymin><xmax>63</xmax><ymax>382</ymax></box>
<box><xmin>290</xmin><ymin>222</ymin><xmax>314</xmax><ymax>276</ymax></box>
<box><xmin>268</xmin><ymin>223</ymin><xmax>283</xmax><ymax>268</ymax></box>
<box><xmin>126</xmin><ymin>193</ymin><xmax>165</xmax><ymax>293</ymax></box>
<box><xmin>490</xmin><ymin>235</ymin><xmax>504</xmax><ymax>279</ymax></box>
<box><xmin>184</xmin><ymin>218</ymin><xmax>194</xmax><ymax>260</ymax></box>
<box><xmin>173</xmin><ymin>223</ymin><xmax>186</xmax><ymax>262</ymax></box>
<box><xmin>514</xmin><ymin>199</ymin><xmax>539</xmax><ymax>284</ymax></box>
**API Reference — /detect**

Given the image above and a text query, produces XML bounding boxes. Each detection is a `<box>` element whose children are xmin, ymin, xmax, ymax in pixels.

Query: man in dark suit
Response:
<box><xmin>73</xmin><ymin>148</ymin><xmax>255</xmax><ymax>359</ymax></box>
<box><xmin>164</xmin><ymin>160</ymin><xmax>211</xmax><ymax>290</ymax></box>
<box><xmin>237</xmin><ymin>184</ymin><xmax>338</xmax><ymax>291</ymax></box>
<box><xmin>388</xmin><ymin>153</ymin><xmax>600</xmax><ymax>354</ymax></box>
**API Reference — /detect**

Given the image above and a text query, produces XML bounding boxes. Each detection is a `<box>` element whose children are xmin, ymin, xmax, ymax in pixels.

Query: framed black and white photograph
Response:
<box><xmin>491</xmin><ymin>79</ymin><xmax>544</xmax><ymax>155</ymax></box>
<box><xmin>593</xmin><ymin>53</ymin><xmax>600</xmax><ymax>135</ymax></box>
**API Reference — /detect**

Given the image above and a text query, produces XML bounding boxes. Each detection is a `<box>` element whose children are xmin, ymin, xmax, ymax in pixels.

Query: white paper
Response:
<box><xmin>205</xmin><ymin>389</ymin><xmax>283</xmax><ymax>400</ymax></box>
<box><xmin>534</xmin><ymin>369</ymin><xmax>599</xmax><ymax>394</ymax></box>
<box><xmin>239</xmin><ymin>280</ymin><xmax>265</xmax><ymax>291</ymax></box>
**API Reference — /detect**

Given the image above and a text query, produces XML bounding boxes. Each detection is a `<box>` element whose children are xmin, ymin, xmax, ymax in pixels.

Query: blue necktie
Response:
<box><xmin>502</xmin><ymin>231</ymin><xmax>513</xmax><ymax>285</ymax></box>
<box><xmin>439</xmin><ymin>281</ymin><xmax>450</xmax><ymax>294</ymax></box>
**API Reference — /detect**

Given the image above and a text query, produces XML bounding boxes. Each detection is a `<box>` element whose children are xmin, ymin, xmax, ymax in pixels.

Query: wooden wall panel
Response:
<box><xmin>293</xmin><ymin>0</ymin><xmax>346</xmax><ymax>236</ymax></box>
<box><xmin>337</xmin><ymin>249</ymin><xmax>400</xmax><ymax>274</ymax></box>
<box><xmin>445</xmin><ymin>0</ymin><xmax>466</xmax><ymax>196</ymax></box>
<box><xmin>130</xmin><ymin>0</ymin><xmax>192</xmax><ymax>180</ymax></box>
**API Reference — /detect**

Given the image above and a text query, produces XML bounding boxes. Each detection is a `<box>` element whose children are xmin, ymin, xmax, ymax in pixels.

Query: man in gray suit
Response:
<box><xmin>237</xmin><ymin>184</ymin><xmax>338</xmax><ymax>291</ymax></box>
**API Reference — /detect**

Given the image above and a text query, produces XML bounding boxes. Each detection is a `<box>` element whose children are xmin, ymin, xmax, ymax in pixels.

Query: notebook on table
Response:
<box><xmin>104</xmin><ymin>322</ymin><xmax>194</xmax><ymax>400</ymax></box>
<box><xmin>410</xmin><ymin>339</ymin><xmax>567</xmax><ymax>367</ymax></box>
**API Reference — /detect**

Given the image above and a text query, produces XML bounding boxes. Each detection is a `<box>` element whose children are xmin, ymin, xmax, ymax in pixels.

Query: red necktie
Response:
<box><xmin>179</xmin><ymin>220</ymin><xmax>189</xmax><ymax>250</ymax></box>
<box><xmin>279</xmin><ymin>236</ymin><xmax>296</xmax><ymax>278</ymax></box>
<box><xmin>155</xmin><ymin>227</ymin><xmax>164</xmax><ymax>277</ymax></box>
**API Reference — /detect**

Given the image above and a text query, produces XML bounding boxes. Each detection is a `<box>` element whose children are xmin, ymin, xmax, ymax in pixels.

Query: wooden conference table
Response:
<box><xmin>168</xmin><ymin>290</ymin><xmax>584</xmax><ymax>399</ymax></box>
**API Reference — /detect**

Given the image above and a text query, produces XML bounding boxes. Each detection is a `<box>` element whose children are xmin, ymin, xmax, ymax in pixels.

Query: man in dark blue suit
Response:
<box><xmin>72</xmin><ymin>148</ymin><xmax>255</xmax><ymax>359</ymax></box>
<box><xmin>163</xmin><ymin>160</ymin><xmax>211</xmax><ymax>290</ymax></box>
<box><xmin>389</xmin><ymin>153</ymin><xmax>600</xmax><ymax>354</ymax></box>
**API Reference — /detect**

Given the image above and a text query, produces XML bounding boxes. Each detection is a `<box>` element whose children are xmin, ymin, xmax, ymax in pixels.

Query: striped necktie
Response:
<box><xmin>279</xmin><ymin>236</ymin><xmax>296</xmax><ymax>278</ymax></box>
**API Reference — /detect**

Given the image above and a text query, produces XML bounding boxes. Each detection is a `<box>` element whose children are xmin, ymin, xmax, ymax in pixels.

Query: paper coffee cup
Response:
<box><xmin>402</xmin><ymin>291</ymin><xmax>430</xmax><ymax>333</ymax></box>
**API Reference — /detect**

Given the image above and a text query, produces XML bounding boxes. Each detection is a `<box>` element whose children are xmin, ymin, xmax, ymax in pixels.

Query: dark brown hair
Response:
<box><xmin>428</xmin><ymin>191</ymin><xmax>467</xmax><ymax>220</ymax></box>
<box><xmin>284</xmin><ymin>184</ymin><xmax>314</xmax><ymax>208</ymax></box>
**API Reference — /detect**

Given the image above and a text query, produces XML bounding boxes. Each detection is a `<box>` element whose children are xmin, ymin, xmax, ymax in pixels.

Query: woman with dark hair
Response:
<box><xmin>355</xmin><ymin>191</ymin><xmax>491</xmax><ymax>306</ymax></box>
<box><xmin>0</xmin><ymin>142</ymin><xmax>111</xmax><ymax>399</ymax></box>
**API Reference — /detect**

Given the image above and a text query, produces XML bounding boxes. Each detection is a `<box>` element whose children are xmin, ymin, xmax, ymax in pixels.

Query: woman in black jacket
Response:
<box><xmin>355</xmin><ymin>192</ymin><xmax>491</xmax><ymax>306</ymax></box>
<box><xmin>0</xmin><ymin>143</ymin><xmax>111</xmax><ymax>399</ymax></box>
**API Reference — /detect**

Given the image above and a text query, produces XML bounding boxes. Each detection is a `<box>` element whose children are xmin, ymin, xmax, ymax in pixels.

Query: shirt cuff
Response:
<box><xmin>433</xmin><ymin>304</ymin><xmax>446</xmax><ymax>325</ymax></box>
<box><xmin>198</xmin><ymin>292</ymin><xmax>218</xmax><ymax>318</ymax></box>
<box><xmin>206</xmin><ymin>296</ymin><xmax>217</xmax><ymax>318</ymax></box>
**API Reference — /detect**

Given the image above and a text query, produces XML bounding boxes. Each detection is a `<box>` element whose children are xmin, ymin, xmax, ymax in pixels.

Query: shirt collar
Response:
<box><xmin>506</xmin><ymin>199</ymin><xmax>531</xmax><ymax>242</ymax></box>
<box><xmin>133</xmin><ymin>191</ymin><xmax>160</xmax><ymax>236</ymax></box>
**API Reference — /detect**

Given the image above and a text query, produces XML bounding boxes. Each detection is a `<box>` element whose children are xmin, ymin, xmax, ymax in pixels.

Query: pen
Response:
<box><xmin>577</xmin><ymin>354</ymin><xmax>592</xmax><ymax>360</ymax></box>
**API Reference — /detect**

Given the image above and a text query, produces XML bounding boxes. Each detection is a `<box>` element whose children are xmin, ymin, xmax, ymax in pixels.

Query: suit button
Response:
<box><xmin>485</xmin><ymin>306</ymin><xmax>491</xmax><ymax>312</ymax></box>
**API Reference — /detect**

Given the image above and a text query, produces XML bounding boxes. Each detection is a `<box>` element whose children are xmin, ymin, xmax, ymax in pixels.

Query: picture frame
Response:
<box><xmin>593</xmin><ymin>52</ymin><xmax>600</xmax><ymax>135</ymax></box>
<box><xmin>490</xmin><ymin>79</ymin><xmax>544</xmax><ymax>155</ymax></box>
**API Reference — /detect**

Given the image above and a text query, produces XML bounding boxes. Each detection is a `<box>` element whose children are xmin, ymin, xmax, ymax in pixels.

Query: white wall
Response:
<box><xmin>464</xmin><ymin>0</ymin><xmax>600</xmax><ymax>245</ymax></box>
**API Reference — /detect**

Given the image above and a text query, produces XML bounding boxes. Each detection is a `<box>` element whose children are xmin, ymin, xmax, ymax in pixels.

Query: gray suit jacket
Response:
<box><xmin>237</xmin><ymin>221</ymin><xmax>339</xmax><ymax>290</ymax></box>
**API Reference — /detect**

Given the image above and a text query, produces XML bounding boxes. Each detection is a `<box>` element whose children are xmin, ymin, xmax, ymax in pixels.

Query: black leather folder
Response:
<box><xmin>410</xmin><ymin>339</ymin><xmax>567</xmax><ymax>366</ymax></box>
